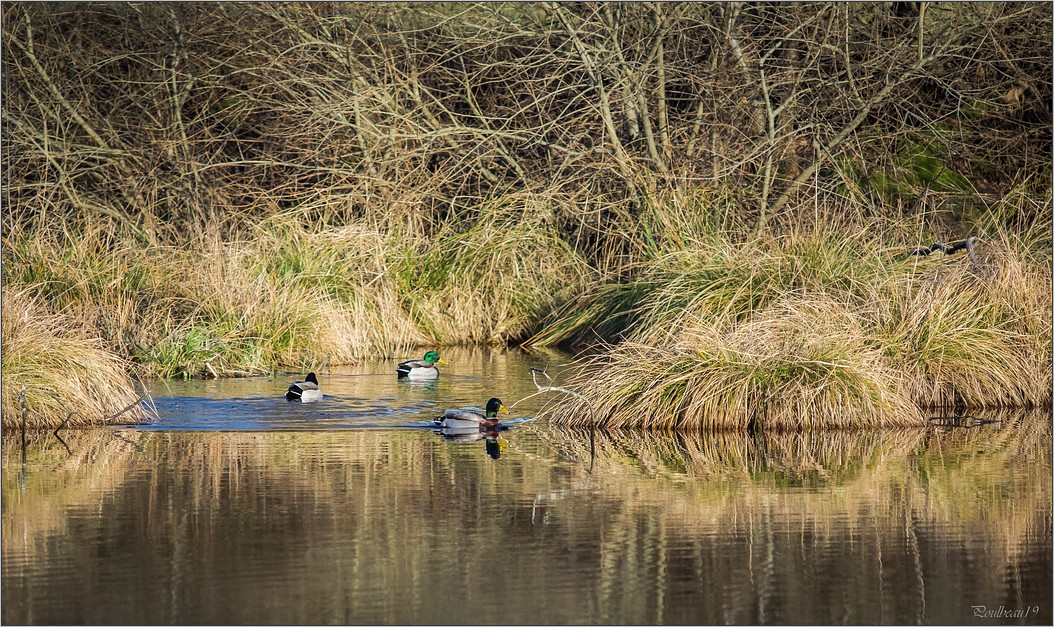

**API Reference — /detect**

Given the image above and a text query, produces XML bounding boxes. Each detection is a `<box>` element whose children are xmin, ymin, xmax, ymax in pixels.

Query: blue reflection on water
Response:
<box><xmin>138</xmin><ymin>393</ymin><xmax>439</xmax><ymax>430</ymax></box>
<box><xmin>140</xmin><ymin>394</ymin><xmax>535</xmax><ymax>432</ymax></box>
<box><xmin>140</xmin><ymin>368</ymin><xmax>541</xmax><ymax>432</ymax></box>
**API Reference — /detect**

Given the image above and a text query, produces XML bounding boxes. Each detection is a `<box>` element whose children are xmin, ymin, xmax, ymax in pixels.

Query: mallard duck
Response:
<box><xmin>435</xmin><ymin>397</ymin><xmax>509</xmax><ymax>430</ymax></box>
<box><xmin>396</xmin><ymin>350</ymin><xmax>447</xmax><ymax>380</ymax></box>
<box><xmin>286</xmin><ymin>372</ymin><xmax>322</xmax><ymax>402</ymax></box>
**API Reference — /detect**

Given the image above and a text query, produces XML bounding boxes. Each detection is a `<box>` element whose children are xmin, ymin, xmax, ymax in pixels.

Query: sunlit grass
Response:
<box><xmin>3</xmin><ymin>199</ymin><xmax>1048</xmax><ymax>430</ymax></box>
<box><xmin>2</xmin><ymin>202</ymin><xmax>589</xmax><ymax>382</ymax></box>
<box><xmin>875</xmin><ymin>237</ymin><xmax>1052</xmax><ymax>409</ymax></box>
<box><xmin>526</xmin><ymin>229</ymin><xmax>890</xmax><ymax>348</ymax></box>
<box><xmin>545</xmin><ymin>297</ymin><xmax>923</xmax><ymax>430</ymax></box>
<box><xmin>539</xmin><ymin>228</ymin><xmax>1051</xmax><ymax>430</ymax></box>
<box><xmin>1</xmin><ymin>289</ymin><xmax>150</xmax><ymax>429</ymax></box>
<box><xmin>396</xmin><ymin>206</ymin><xmax>588</xmax><ymax>344</ymax></box>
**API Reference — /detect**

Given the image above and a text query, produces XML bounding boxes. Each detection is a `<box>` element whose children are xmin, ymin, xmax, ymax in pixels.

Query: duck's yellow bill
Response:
<box><xmin>499</xmin><ymin>404</ymin><xmax>509</xmax><ymax>414</ymax></box>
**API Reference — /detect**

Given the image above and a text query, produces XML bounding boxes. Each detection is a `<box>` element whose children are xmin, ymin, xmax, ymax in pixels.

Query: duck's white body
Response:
<box><xmin>397</xmin><ymin>361</ymin><xmax>440</xmax><ymax>380</ymax></box>
<box><xmin>295</xmin><ymin>386</ymin><xmax>323</xmax><ymax>402</ymax></box>
<box><xmin>435</xmin><ymin>408</ymin><xmax>487</xmax><ymax>429</ymax></box>
<box><xmin>286</xmin><ymin>373</ymin><xmax>322</xmax><ymax>402</ymax></box>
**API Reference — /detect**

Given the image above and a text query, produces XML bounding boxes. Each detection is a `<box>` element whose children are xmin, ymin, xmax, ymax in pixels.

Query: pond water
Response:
<box><xmin>2</xmin><ymin>347</ymin><xmax>1051</xmax><ymax>625</ymax></box>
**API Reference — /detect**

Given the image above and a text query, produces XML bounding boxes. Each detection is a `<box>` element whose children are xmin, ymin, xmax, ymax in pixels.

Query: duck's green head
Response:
<box><xmin>424</xmin><ymin>351</ymin><xmax>447</xmax><ymax>365</ymax></box>
<box><xmin>485</xmin><ymin>397</ymin><xmax>509</xmax><ymax>418</ymax></box>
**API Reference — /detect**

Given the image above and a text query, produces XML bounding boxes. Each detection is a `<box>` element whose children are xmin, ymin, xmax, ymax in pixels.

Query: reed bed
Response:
<box><xmin>5</xmin><ymin>218</ymin><xmax>1049</xmax><ymax>431</ymax></box>
<box><xmin>544</xmin><ymin>317</ymin><xmax>923</xmax><ymax>431</ymax></box>
<box><xmin>1</xmin><ymin>289</ymin><xmax>149</xmax><ymax>429</ymax></box>
<box><xmin>526</xmin><ymin>228</ymin><xmax>890</xmax><ymax>348</ymax></box>
<box><xmin>3</xmin><ymin>206</ymin><xmax>587</xmax><ymax>381</ymax></box>
<box><xmin>541</xmin><ymin>232</ymin><xmax>1051</xmax><ymax>430</ymax></box>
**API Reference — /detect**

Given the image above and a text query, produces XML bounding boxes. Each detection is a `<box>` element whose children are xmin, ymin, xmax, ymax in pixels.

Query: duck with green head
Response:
<box><xmin>397</xmin><ymin>350</ymin><xmax>447</xmax><ymax>380</ymax></box>
<box><xmin>435</xmin><ymin>397</ymin><xmax>509</xmax><ymax>430</ymax></box>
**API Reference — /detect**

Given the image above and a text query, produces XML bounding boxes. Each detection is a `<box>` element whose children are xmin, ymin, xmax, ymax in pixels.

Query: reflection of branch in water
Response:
<box><xmin>19</xmin><ymin>384</ymin><xmax>27</xmax><ymax>494</ymax></box>
<box><xmin>52</xmin><ymin>429</ymin><xmax>73</xmax><ymax>457</ymax></box>
<box><xmin>519</xmin><ymin>366</ymin><xmax>597</xmax><ymax>470</ymax></box>
<box><xmin>928</xmin><ymin>414</ymin><xmax>1001</xmax><ymax>430</ymax></box>
<box><xmin>110</xmin><ymin>430</ymin><xmax>145</xmax><ymax>452</ymax></box>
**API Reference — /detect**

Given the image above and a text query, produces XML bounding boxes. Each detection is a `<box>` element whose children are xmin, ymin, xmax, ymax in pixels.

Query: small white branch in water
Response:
<box><xmin>516</xmin><ymin>366</ymin><xmax>596</xmax><ymax>429</ymax></box>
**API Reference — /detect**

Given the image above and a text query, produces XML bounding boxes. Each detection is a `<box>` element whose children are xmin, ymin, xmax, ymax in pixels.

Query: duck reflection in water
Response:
<box><xmin>485</xmin><ymin>432</ymin><xmax>508</xmax><ymax>459</ymax></box>
<box><xmin>436</xmin><ymin>426</ymin><xmax>510</xmax><ymax>460</ymax></box>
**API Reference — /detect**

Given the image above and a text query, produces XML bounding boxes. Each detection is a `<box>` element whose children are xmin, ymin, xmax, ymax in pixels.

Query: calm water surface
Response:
<box><xmin>3</xmin><ymin>348</ymin><xmax>1051</xmax><ymax>625</ymax></box>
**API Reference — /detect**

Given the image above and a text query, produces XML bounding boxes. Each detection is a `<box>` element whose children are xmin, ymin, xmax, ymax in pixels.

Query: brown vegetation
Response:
<box><xmin>2</xmin><ymin>3</ymin><xmax>1048</xmax><ymax>242</ymax></box>
<box><xmin>1</xmin><ymin>2</ymin><xmax>1050</xmax><ymax>429</ymax></box>
<box><xmin>1</xmin><ymin>289</ymin><xmax>150</xmax><ymax>429</ymax></box>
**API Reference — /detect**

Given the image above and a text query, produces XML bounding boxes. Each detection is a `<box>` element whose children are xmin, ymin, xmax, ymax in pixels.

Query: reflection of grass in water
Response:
<box><xmin>550</xmin><ymin>413</ymin><xmax>1049</xmax><ymax>609</ymax></box>
<box><xmin>1</xmin><ymin>429</ymin><xmax>144</xmax><ymax>545</ymax></box>
<box><xmin>536</xmin><ymin>412</ymin><xmax>1050</xmax><ymax>558</ymax></box>
<box><xmin>4</xmin><ymin>417</ymin><xmax>1049</xmax><ymax>623</ymax></box>
<box><xmin>536</xmin><ymin>421</ymin><xmax>928</xmax><ymax>484</ymax></box>
<box><xmin>534</xmin><ymin>413</ymin><xmax>1051</xmax><ymax>623</ymax></box>
<box><xmin>915</xmin><ymin>411</ymin><xmax>1052</xmax><ymax>569</ymax></box>
<box><xmin>535</xmin><ymin>410</ymin><xmax>1049</xmax><ymax>534</ymax></box>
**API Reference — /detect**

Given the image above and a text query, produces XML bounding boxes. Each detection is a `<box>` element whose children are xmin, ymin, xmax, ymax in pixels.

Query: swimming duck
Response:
<box><xmin>396</xmin><ymin>350</ymin><xmax>447</xmax><ymax>380</ymax></box>
<box><xmin>435</xmin><ymin>397</ymin><xmax>509</xmax><ymax>430</ymax></box>
<box><xmin>286</xmin><ymin>372</ymin><xmax>322</xmax><ymax>402</ymax></box>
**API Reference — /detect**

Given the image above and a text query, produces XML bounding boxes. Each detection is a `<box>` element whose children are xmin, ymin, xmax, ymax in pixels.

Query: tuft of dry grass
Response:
<box><xmin>525</xmin><ymin>228</ymin><xmax>889</xmax><ymax>348</ymax></box>
<box><xmin>541</xmin><ymin>230</ymin><xmax>1051</xmax><ymax>430</ymax></box>
<box><xmin>546</xmin><ymin>297</ymin><xmax>924</xmax><ymax>430</ymax></box>
<box><xmin>395</xmin><ymin>204</ymin><xmax>588</xmax><ymax>345</ymax></box>
<box><xmin>1</xmin><ymin>289</ymin><xmax>152</xmax><ymax>429</ymax></box>
<box><xmin>875</xmin><ymin>236</ymin><xmax>1052</xmax><ymax>409</ymax></box>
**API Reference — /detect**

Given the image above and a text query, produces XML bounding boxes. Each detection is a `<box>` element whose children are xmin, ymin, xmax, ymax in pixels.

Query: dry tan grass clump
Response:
<box><xmin>875</xmin><ymin>238</ymin><xmax>1052</xmax><ymax>409</ymax></box>
<box><xmin>398</xmin><ymin>206</ymin><xmax>588</xmax><ymax>345</ymax></box>
<box><xmin>546</xmin><ymin>297</ymin><xmax>924</xmax><ymax>431</ymax></box>
<box><xmin>543</xmin><ymin>233</ymin><xmax>1051</xmax><ymax>431</ymax></box>
<box><xmin>141</xmin><ymin>225</ymin><xmax>429</xmax><ymax>377</ymax></box>
<box><xmin>1</xmin><ymin>289</ymin><xmax>151</xmax><ymax>430</ymax></box>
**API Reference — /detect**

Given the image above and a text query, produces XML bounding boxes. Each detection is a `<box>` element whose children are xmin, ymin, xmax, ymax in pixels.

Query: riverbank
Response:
<box><xmin>533</xmin><ymin>229</ymin><xmax>1051</xmax><ymax>430</ymax></box>
<box><xmin>2</xmin><ymin>205</ymin><xmax>1049</xmax><ymax>431</ymax></box>
<box><xmin>3</xmin><ymin>3</ymin><xmax>1050</xmax><ymax>431</ymax></box>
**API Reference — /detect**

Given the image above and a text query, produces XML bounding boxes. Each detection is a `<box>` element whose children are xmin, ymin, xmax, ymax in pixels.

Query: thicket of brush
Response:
<box><xmin>2</xmin><ymin>3</ymin><xmax>1050</xmax><ymax>429</ymax></box>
